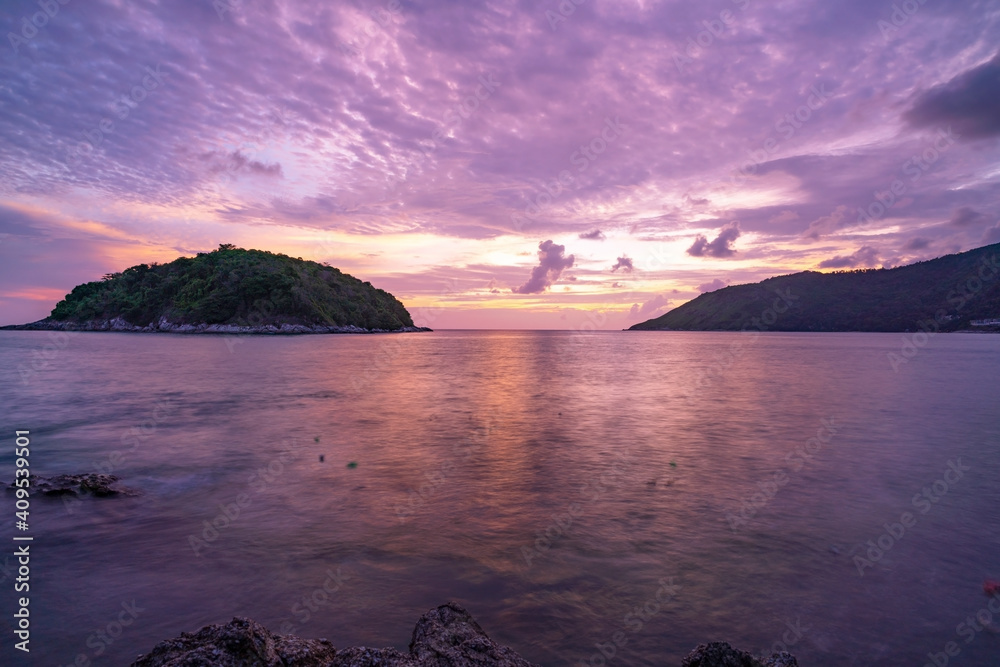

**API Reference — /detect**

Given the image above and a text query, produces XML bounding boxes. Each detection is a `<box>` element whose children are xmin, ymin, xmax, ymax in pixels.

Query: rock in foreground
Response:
<box><xmin>131</xmin><ymin>603</ymin><xmax>537</xmax><ymax>667</ymax></box>
<box><xmin>682</xmin><ymin>641</ymin><xmax>798</xmax><ymax>667</ymax></box>
<box><xmin>8</xmin><ymin>473</ymin><xmax>137</xmax><ymax>497</ymax></box>
<box><xmin>131</xmin><ymin>603</ymin><xmax>798</xmax><ymax>667</ymax></box>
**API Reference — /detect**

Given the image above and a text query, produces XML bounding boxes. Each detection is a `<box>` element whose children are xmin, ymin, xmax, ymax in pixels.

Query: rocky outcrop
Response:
<box><xmin>406</xmin><ymin>603</ymin><xmax>537</xmax><ymax>667</ymax></box>
<box><xmin>3</xmin><ymin>316</ymin><xmax>431</xmax><ymax>334</ymax></box>
<box><xmin>131</xmin><ymin>604</ymin><xmax>798</xmax><ymax>667</ymax></box>
<box><xmin>682</xmin><ymin>642</ymin><xmax>798</xmax><ymax>667</ymax></box>
<box><xmin>130</xmin><ymin>617</ymin><xmax>341</xmax><ymax>667</ymax></box>
<box><xmin>8</xmin><ymin>473</ymin><xmax>138</xmax><ymax>497</ymax></box>
<box><xmin>131</xmin><ymin>603</ymin><xmax>536</xmax><ymax>667</ymax></box>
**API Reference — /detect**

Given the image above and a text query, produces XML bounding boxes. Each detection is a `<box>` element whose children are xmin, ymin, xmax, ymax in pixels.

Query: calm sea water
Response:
<box><xmin>1</xmin><ymin>330</ymin><xmax>999</xmax><ymax>666</ymax></box>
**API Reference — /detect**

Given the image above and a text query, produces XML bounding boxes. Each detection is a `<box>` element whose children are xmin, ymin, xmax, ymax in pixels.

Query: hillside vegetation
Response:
<box><xmin>630</xmin><ymin>243</ymin><xmax>1000</xmax><ymax>332</ymax></box>
<box><xmin>46</xmin><ymin>245</ymin><xmax>416</xmax><ymax>330</ymax></box>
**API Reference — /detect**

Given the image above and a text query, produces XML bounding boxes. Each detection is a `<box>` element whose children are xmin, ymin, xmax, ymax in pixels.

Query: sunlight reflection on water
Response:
<box><xmin>1</xmin><ymin>330</ymin><xmax>998</xmax><ymax>666</ymax></box>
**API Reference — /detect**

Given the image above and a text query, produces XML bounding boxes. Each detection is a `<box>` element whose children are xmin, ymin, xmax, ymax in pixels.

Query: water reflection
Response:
<box><xmin>0</xmin><ymin>330</ymin><xmax>998</xmax><ymax>666</ymax></box>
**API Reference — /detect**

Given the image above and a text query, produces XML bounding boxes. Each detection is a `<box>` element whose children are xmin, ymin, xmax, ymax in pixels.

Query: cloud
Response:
<box><xmin>818</xmin><ymin>246</ymin><xmax>882</xmax><ymax>269</ymax></box>
<box><xmin>629</xmin><ymin>294</ymin><xmax>670</xmax><ymax>319</ymax></box>
<box><xmin>769</xmin><ymin>210</ymin><xmax>800</xmax><ymax>224</ymax></box>
<box><xmin>903</xmin><ymin>237</ymin><xmax>931</xmax><ymax>251</ymax></box>
<box><xmin>697</xmin><ymin>278</ymin><xmax>728</xmax><ymax>293</ymax></box>
<box><xmin>207</xmin><ymin>150</ymin><xmax>284</xmax><ymax>178</ymax></box>
<box><xmin>611</xmin><ymin>255</ymin><xmax>633</xmax><ymax>272</ymax></box>
<box><xmin>905</xmin><ymin>53</ymin><xmax>1000</xmax><ymax>139</ymax></box>
<box><xmin>0</xmin><ymin>205</ymin><xmax>49</xmax><ymax>238</ymax></box>
<box><xmin>948</xmin><ymin>206</ymin><xmax>988</xmax><ymax>227</ymax></box>
<box><xmin>1</xmin><ymin>0</ymin><xmax>999</xmax><ymax>330</ymax></box>
<box><xmin>803</xmin><ymin>205</ymin><xmax>850</xmax><ymax>240</ymax></box>
<box><xmin>687</xmin><ymin>222</ymin><xmax>741</xmax><ymax>258</ymax></box>
<box><xmin>512</xmin><ymin>240</ymin><xmax>575</xmax><ymax>294</ymax></box>
<box><xmin>983</xmin><ymin>222</ymin><xmax>1000</xmax><ymax>246</ymax></box>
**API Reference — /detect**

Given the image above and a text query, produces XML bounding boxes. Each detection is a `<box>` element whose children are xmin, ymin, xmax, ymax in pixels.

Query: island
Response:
<box><xmin>631</xmin><ymin>242</ymin><xmax>1000</xmax><ymax>332</ymax></box>
<box><xmin>2</xmin><ymin>245</ymin><xmax>429</xmax><ymax>335</ymax></box>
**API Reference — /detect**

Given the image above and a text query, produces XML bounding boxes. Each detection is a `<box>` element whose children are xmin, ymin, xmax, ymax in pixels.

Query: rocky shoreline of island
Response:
<box><xmin>1</xmin><ymin>316</ymin><xmax>431</xmax><ymax>335</ymax></box>
<box><xmin>128</xmin><ymin>603</ymin><xmax>799</xmax><ymax>667</ymax></box>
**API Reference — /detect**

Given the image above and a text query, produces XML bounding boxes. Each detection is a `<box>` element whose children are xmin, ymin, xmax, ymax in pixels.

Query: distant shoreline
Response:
<box><xmin>625</xmin><ymin>327</ymin><xmax>1000</xmax><ymax>334</ymax></box>
<box><xmin>0</xmin><ymin>317</ymin><xmax>431</xmax><ymax>335</ymax></box>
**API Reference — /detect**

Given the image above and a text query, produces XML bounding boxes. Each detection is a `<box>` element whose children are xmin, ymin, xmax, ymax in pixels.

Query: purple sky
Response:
<box><xmin>1</xmin><ymin>0</ymin><xmax>999</xmax><ymax>328</ymax></box>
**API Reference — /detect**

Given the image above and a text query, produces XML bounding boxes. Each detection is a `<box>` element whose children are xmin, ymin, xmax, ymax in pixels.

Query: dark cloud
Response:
<box><xmin>0</xmin><ymin>205</ymin><xmax>48</xmax><ymax>238</ymax></box>
<box><xmin>948</xmin><ymin>206</ymin><xmax>988</xmax><ymax>227</ymax></box>
<box><xmin>579</xmin><ymin>229</ymin><xmax>606</xmax><ymax>240</ymax></box>
<box><xmin>512</xmin><ymin>240</ymin><xmax>575</xmax><ymax>294</ymax></box>
<box><xmin>697</xmin><ymin>278</ymin><xmax>728</xmax><ymax>293</ymax></box>
<box><xmin>905</xmin><ymin>54</ymin><xmax>1000</xmax><ymax>139</ymax></box>
<box><xmin>818</xmin><ymin>246</ymin><xmax>882</xmax><ymax>269</ymax></box>
<box><xmin>687</xmin><ymin>222</ymin><xmax>741</xmax><ymax>258</ymax></box>
<box><xmin>903</xmin><ymin>237</ymin><xmax>931</xmax><ymax>251</ymax></box>
<box><xmin>611</xmin><ymin>256</ymin><xmax>633</xmax><ymax>272</ymax></box>
<box><xmin>208</xmin><ymin>151</ymin><xmax>284</xmax><ymax>178</ymax></box>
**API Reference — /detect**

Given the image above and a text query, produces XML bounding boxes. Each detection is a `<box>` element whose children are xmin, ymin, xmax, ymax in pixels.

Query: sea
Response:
<box><xmin>0</xmin><ymin>329</ymin><xmax>998</xmax><ymax>666</ymax></box>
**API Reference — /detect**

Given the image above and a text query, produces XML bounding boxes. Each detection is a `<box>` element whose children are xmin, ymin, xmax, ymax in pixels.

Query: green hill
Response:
<box><xmin>630</xmin><ymin>242</ymin><xmax>1000</xmax><ymax>332</ymax></box>
<box><xmin>15</xmin><ymin>245</ymin><xmax>420</xmax><ymax>333</ymax></box>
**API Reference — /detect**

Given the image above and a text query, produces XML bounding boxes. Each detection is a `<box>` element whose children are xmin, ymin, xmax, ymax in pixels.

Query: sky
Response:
<box><xmin>1</xmin><ymin>0</ymin><xmax>999</xmax><ymax>329</ymax></box>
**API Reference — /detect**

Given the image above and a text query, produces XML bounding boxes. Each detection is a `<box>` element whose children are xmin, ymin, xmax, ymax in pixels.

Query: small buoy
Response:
<box><xmin>669</xmin><ymin>461</ymin><xmax>677</xmax><ymax>468</ymax></box>
<box><xmin>319</xmin><ymin>455</ymin><xmax>325</xmax><ymax>462</ymax></box>
<box><xmin>347</xmin><ymin>461</ymin><xmax>358</xmax><ymax>469</ymax></box>
<box><xmin>314</xmin><ymin>436</ymin><xmax>320</xmax><ymax>443</ymax></box>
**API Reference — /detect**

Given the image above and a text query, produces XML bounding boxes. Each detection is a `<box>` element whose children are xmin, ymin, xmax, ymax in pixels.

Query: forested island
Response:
<box><xmin>2</xmin><ymin>245</ymin><xmax>427</xmax><ymax>334</ymax></box>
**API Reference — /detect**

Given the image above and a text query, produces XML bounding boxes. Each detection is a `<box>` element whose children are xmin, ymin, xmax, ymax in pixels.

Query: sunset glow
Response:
<box><xmin>2</xmin><ymin>0</ymin><xmax>998</xmax><ymax>328</ymax></box>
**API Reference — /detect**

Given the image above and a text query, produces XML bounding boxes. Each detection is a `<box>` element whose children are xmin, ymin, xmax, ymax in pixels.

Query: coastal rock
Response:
<box><xmin>408</xmin><ymin>602</ymin><xmax>537</xmax><ymax>666</ymax></box>
<box><xmin>130</xmin><ymin>605</ymin><xmax>800</xmax><ymax>667</ymax></box>
<box><xmin>8</xmin><ymin>473</ymin><xmax>138</xmax><ymax>497</ymax></box>
<box><xmin>130</xmin><ymin>617</ymin><xmax>341</xmax><ymax>667</ymax></box>
<box><xmin>131</xmin><ymin>603</ymin><xmax>538</xmax><ymax>667</ymax></box>
<box><xmin>681</xmin><ymin>641</ymin><xmax>799</xmax><ymax>667</ymax></box>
